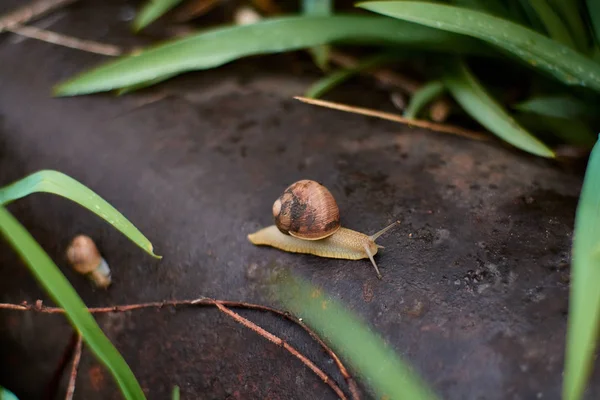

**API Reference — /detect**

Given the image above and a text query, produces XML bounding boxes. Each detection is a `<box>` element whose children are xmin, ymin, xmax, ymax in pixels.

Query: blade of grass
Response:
<box><xmin>452</xmin><ymin>0</ymin><xmax>509</xmax><ymax>18</ymax></box>
<box><xmin>274</xmin><ymin>272</ymin><xmax>439</xmax><ymax>400</ymax></box>
<box><xmin>403</xmin><ymin>80</ymin><xmax>445</xmax><ymax>119</ymax></box>
<box><xmin>0</xmin><ymin>386</ymin><xmax>19</xmax><ymax>400</ymax></box>
<box><xmin>0</xmin><ymin>206</ymin><xmax>146</xmax><ymax>400</ymax></box>
<box><xmin>516</xmin><ymin>0</ymin><xmax>548</xmax><ymax>33</ymax></box>
<box><xmin>133</xmin><ymin>0</ymin><xmax>184</xmax><ymax>31</ymax></box>
<box><xmin>0</xmin><ymin>170</ymin><xmax>160</xmax><ymax>258</ymax></box>
<box><xmin>548</xmin><ymin>0</ymin><xmax>590</xmax><ymax>53</ymax></box>
<box><xmin>305</xmin><ymin>53</ymin><xmax>397</xmax><ymax>98</ymax></box>
<box><xmin>302</xmin><ymin>0</ymin><xmax>333</xmax><ymax>70</ymax></box>
<box><xmin>563</xmin><ymin>134</ymin><xmax>600</xmax><ymax>400</ymax></box>
<box><xmin>528</xmin><ymin>0</ymin><xmax>576</xmax><ymax>48</ymax></box>
<box><xmin>54</xmin><ymin>14</ymin><xmax>486</xmax><ymax>96</ymax></box>
<box><xmin>116</xmin><ymin>73</ymin><xmax>178</xmax><ymax>95</ymax></box>
<box><xmin>587</xmin><ymin>0</ymin><xmax>600</xmax><ymax>46</ymax></box>
<box><xmin>516</xmin><ymin>113</ymin><xmax>596</xmax><ymax>147</ymax></box>
<box><xmin>357</xmin><ymin>1</ymin><xmax>600</xmax><ymax>92</ymax></box>
<box><xmin>442</xmin><ymin>58</ymin><xmax>554</xmax><ymax>157</ymax></box>
<box><xmin>171</xmin><ymin>386</ymin><xmax>180</xmax><ymax>400</ymax></box>
<box><xmin>513</xmin><ymin>95</ymin><xmax>597</xmax><ymax>119</ymax></box>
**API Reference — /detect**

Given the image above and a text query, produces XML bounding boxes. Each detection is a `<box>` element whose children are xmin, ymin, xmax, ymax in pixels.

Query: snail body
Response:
<box><xmin>248</xmin><ymin>180</ymin><xmax>399</xmax><ymax>279</ymax></box>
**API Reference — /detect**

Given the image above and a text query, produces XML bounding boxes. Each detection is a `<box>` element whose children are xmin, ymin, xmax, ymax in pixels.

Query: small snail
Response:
<box><xmin>247</xmin><ymin>180</ymin><xmax>399</xmax><ymax>279</ymax></box>
<box><xmin>66</xmin><ymin>235</ymin><xmax>111</xmax><ymax>289</ymax></box>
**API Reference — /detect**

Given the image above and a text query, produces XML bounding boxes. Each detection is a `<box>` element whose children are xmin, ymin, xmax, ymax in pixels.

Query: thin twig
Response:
<box><xmin>0</xmin><ymin>0</ymin><xmax>77</xmax><ymax>32</ymax></box>
<box><xmin>294</xmin><ymin>96</ymin><xmax>488</xmax><ymax>142</ymax></box>
<box><xmin>6</xmin><ymin>25</ymin><xmax>123</xmax><ymax>56</ymax></box>
<box><xmin>0</xmin><ymin>299</ymin><xmax>360</xmax><ymax>400</ymax></box>
<box><xmin>212</xmin><ymin>301</ymin><xmax>347</xmax><ymax>400</ymax></box>
<box><xmin>44</xmin><ymin>330</ymin><xmax>80</xmax><ymax>400</ymax></box>
<box><xmin>65</xmin><ymin>334</ymin><xmax>83</xmax><ymax>400</ymax></box>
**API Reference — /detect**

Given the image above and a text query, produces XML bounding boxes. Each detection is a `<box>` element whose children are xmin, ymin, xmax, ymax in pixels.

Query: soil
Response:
<box><xmin>0</xmin><ymin>1</ymin><xmax>597</xmax><ymax>399</ymax></box>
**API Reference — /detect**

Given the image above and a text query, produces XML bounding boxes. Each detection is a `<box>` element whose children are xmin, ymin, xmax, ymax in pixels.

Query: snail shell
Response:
<box><xmin>272</xmin><ymin>180</ymin><xmax>340</xmax><ymax>240</ymax></box>
<box><xmin>66</xmin><ymin>235</ymin><xmax>111</xmax><ymax>289</ymax></box>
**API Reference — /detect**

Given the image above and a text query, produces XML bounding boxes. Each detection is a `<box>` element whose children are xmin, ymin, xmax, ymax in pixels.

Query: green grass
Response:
<box><xmin>563</xmin><ymin>134</ymin><xmax>600</xmax><ymax>400</ymax></box>
<box><xmin>0</xmin><ymin>171</ymin><xmax>158</xmax><ymax>399</ymax></box>
<box><xmin>274</xmin><ymin>272</ymin><xmax>439</xmax><ymax>400</ymax></box>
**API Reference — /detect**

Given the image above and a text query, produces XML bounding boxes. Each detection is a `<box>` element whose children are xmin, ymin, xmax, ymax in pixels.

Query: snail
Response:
<box><xmin>247</xmin><ymin>180</ymin><xmax>399</xmax><ymax>279</ymax></box>
<box><xmin>66</xmin><ymin>235</ymin><xmax>112</xmax><ymax>289</ymax></box>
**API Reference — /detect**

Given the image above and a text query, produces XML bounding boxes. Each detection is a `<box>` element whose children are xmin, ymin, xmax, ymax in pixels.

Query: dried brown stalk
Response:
<box><xmin>6</xmin><ymin>25</ymin><xmax>123</xmax><ymax>56</ymax></box>
<box><xmin>294</xmin><ymin>96</ymin><xmax>488</xmax><ymax>142</ymax></box>
<box><xmin>0</xmin><ymin>298</ymin><xmax>360</xmax><ymax>400</ymax></box>
<box><xmin>64</xmin><ymin>334</ymin><xmax>83</xmax><ymax>400</ymax></box>
<box><xmin>0</xmin><ymin>0</ymin><xmax>77</xmax><ymax>32</ymax></box>
<box><xmin>212</xmin><ymin>301</ymin><xmax>348</xmax><ymax>400</ymax></box>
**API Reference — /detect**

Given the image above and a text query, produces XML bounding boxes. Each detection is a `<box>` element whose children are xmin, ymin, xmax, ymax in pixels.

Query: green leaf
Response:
<box><xmin>302</xmin><ymin>0</ymin><xmax>334</xmax><ymax>70</ymax></box>
<box><xmin>305</xmin><ymin>53</ymin><xmax>396</xmax><ymax>98</ymax></box>
<box><xmin>133</xmin><ymin>0</ymin><xmax>184</xmax><ymax>31</ymax></box>
<box><xmin>587</xmin><ymin>0</ymin><xmax>600</xmax><ymax>46</ymax></box>
<box><xmin>516</xmin><ymin>0</ymin><xmax>548</xmax><ymax>33</ymax></box>
<box><xmin>442</xmin><ymin>58</ymin><xmax>554</xmax><ymax>157</ymax></box>
<box><xmin>274</xmin><ymin>273</ymin><xmax>439</xmax><ymax>400</ymax></box>
<box><xmin>451</xmin><ymin>0</ymin><xmax>510</xmax><ymax>18</ymax></box>
<box><xmin>116</xmin><ymin>73</ymin><xmax>178</xmax><ymax>95</ymax></box>
<box><xmin>527</xmin><ymin>0</ymin><xmax>576</xmax><ymax>48</ymax></box>
<box><xmin>516</xmin><ymin>113</ymin><xmax>596</xmax><ymax>147</ymax></box>
<box><xmin>171</xmin><ymin>386</ymin><xmax>180</xmax><ymax>400</ymax></box>
<box><xmin>0</xmin><ymin>170</ymin><xmax>160</xmax><ymax>258</ymax></box>
<box><xmin>514</xmin><ymin>95</ymin><xmax>597</xmax><ymax>119</ymax></box>
<box><xmin>563</xmin><ymin>135</ymin><xmax>600</xmax><ymax>400</ymax></box>
<box><xmin>357</xmin><ymin>1</ymin><xmax>600</xmax><ymax>92</ymax></box>
<box><xmin>54</xmin><ymin>15</ymin><xmax>485</xmax><ymax>96</ymax></box>
<box><xmin>0</xmin><ymin>386</ymin><xmax>19</xmax><ymax>400</ymax></box>
<box><xmin>0</xmin><ymin>206</ymin><xmax>146</xmax><ymax>400</ymax></box>
<box><xmin>548</xmin><ymin>0</ymin><xmax>590</xmax><ymax>53</ymax></box>
<box><xmin>404</xmin><ymin>80</ymin><xmax>445</xmax><ymax>119</ymax></box>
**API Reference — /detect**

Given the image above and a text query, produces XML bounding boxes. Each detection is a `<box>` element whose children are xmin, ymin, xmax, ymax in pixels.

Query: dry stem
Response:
<box><xmin>1</xmin><ymin>298</ymin><xmax>359</xmax><ymax>400</ymax></box>
<box><xmin>64</xmin><ymin>334</ymin><xmax>83</xmax><ymax>400</ymax></box>
<box><xmin>294</xmin><ymin>96</ymin><xmax>488</xmax><ymax>142</ymax></box>
<box><xmin>6</xmin><ymin>25</ymin><xmax>123</xmax><ymax>56</ymax></box>
<box><xmin>0</xmin><ymin>0</ymin><xmax>77</xmax><ymax>32</ymax></box>
<box><xmin>212</xmin><ymin>301</ymin><xmax>348</xmax><ymax>400</ymax></box>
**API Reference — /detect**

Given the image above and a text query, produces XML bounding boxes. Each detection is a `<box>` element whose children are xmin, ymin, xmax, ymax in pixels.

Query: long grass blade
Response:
<box><xmin>527</xmin><ymin>0</ymin><xmax>576</xmax><ymax>48</ymax></box>
<box><xmin>404</xmin><ymin>80</ymin><xmax>445</xmax><ymax>119</ymax></box>
<box><xmin>587</xmin><ymin>0</ymin><xmax>600</xmax><ymax>46</ymax></box>
<box><xmin>548</xmin><ymin>0</ymin><xmax>590</xmax><ymax>53</ymax></box>
<box><xmin>516</xmin><ymin>0</ymin><xmax>548</xmax><ymax>33</ymax></box>
<box><xmin>443</xmin><ymin>58</ymin><xmax>554</xmax><ymax>157</ymax></box>
<box><xmin>563</xmin><ymin>135</ymin><xmax>600</xmax><ymax>400</ymax></box>
<box><xmin>133</xmin><ymin>0</ymin><xmax>184</xmax><ymax>31</ymax></box>
<box><xmin>274</xmin><ymin>272</ymin><xmax>439</xmax><ymax>400</ymax></box>
<box><xmin>0</xmin><ymin>170</ymin><xmax>160</xmax><ymax>258</ymax></box>
<box><xmin>451</xmin><ymin>0</ymin><xmax>509</xmax><ymax>18</ymax></box>
<box><xmin>0</xmin><ymin>206</ymin><xmax>146</xmax><ymax>400</ymax></box>
<box><xmin>358</xmin><ymin>1</ymin><xmax>600</xmax><ymax>92</ymax></box>
<box><xmin>513</xmin><ymin>95</ymin><xmax>597</xmax><ymax>119</ymax></box>
<box><xmin>305</xmin><ymin>53</ymin><xmax>396</xmax><ymax>98</ymax></box>
<box><xmin>0</xmin><ymin>386</ymin><xmax>19</xmax><ymax>400</ymax></box>
<box><xmin>54</xmin><ymin>14</ymin><xmax>485</xmax><ymax>96</ymax></box>
<box><xmin>516</xmin><ymin>113</ymin><xmax>596</xmax><ymax>148</ymax></box>
<box><xmin>302</xmin><ymin>0</ymin><xmax>333</xmax><ymax>70</ymax></box>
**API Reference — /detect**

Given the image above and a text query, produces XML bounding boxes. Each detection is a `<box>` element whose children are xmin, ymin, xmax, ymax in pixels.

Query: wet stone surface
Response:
<box><xmin>0</xmin><ymin>1</ymin><xmax>597</xmax><ymax>399</ymax></box>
